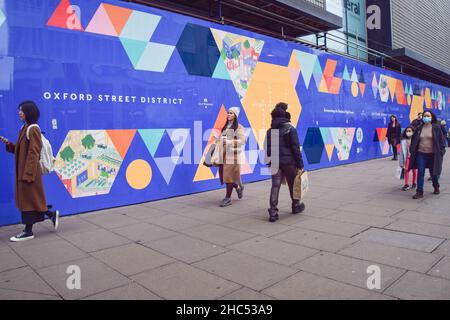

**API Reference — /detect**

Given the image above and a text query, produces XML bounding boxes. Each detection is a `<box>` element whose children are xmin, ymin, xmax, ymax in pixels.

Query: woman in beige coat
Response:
<box><xmin>0</xmin><ymin>101</ymin><xmax>59</xmax><ymax>242</ymax></box>
<box><xmin>217</xmin><ymin>107</ymin><xmax>246</xmax><ymax>207</ymax></box>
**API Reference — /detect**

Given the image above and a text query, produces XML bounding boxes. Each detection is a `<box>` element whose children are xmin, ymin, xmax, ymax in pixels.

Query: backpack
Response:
<box><xmin>26</xmin><ymin>124</ymin><xmax>55</xmax><ymax>174</ymax></box>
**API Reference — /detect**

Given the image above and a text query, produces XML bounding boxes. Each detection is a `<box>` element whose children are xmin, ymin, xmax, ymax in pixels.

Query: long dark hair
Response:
<box><xmin>221</xmin><ymin>114</ymin><xmax>239</xmax><ymax>132</ymax></box>
<box><xmin>389</xmin><ymin>115</ymin><xmax>399</xmax><ymax>127</ymax></box>
<box><xmin>401</xmin><ymin>126</ymin><xmax>414</xmax><ymax>140</ymax></box>
<box><xmin>19</xmin><ymin>101</ymin><xmax>40</xmax><ymax>125</ymax></box>
<box><xmin>422</xmin><ymin>110</ymin><xmax>438</xmax><ymax>124</ymax></box>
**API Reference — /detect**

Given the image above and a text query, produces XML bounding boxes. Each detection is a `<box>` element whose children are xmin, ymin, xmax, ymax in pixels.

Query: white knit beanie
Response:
<box><xmin>228</xmin><ymin>107</ymin><xmax>240</xmax><ymax>118</ymax></box>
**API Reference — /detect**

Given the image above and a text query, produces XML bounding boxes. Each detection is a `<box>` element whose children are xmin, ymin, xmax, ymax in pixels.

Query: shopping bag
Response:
<box><xmin>293</xmin><ymin>170</ymin><xmax>309</xmax><ymax>200</ymax></box>
<box><xmin>400</xmin><ymin>168</ymin><xmax>405</xmax><ymax>180</ymax></box>
<box><xmin>395</xmin><ymin>166</ymin><xmax>403</xmax><ymax>179</ymax></box>
<box><xmin>210</xmin><ymin>142</ymin><xmax>222</xmax><ymax>166</ymax></box>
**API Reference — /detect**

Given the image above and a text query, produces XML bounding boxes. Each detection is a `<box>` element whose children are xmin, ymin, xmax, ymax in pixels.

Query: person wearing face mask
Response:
<box><xmin>409</xmin><ymin>110</ymin><xmax>446</xmax><ymax>199</ymax></box>
<box><xmin>399</xmin><ymin>126</ymin><xmax>417</xmax><ymax>191</ymax></box>
<box><xmin>387</xmin><ymin>115</ymin><xmax>401</xmax><ymax>160</ymax></box>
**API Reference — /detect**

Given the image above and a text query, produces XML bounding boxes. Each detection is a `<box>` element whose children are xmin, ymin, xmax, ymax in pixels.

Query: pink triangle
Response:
<box><xmin>85</xmin><ymin>4</ymin><xmax>118</xmax><ymax>36</ymax></box>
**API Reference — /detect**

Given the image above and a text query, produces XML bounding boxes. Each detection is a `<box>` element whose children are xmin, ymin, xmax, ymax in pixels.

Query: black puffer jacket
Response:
<box><xmin>265</xmin><ymin>117</ymin><xmax>304</xmax><ymax>169</ymax></box>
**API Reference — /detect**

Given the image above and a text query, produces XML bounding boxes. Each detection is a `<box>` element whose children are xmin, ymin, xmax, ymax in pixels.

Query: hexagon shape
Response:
<box><xmin>303</xmin><ymin>127</ymin><xmax>324</xmax><ymax>165</ymax></box>
<box><xmin>54</xmin><ymin>130</ymin><xmax>135</xmax><ymax>198</ymax></box>
<box><xmin>176</xmin><ymin>23</ymin><xmax>220</xmax><ymax>77</ymax></box>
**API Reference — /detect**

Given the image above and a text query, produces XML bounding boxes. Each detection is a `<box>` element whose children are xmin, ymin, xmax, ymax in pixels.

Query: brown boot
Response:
<box><xmin>433</xmin><ymin>187</ymin><xmax>440</xmax><ymax>195</ymax></box>
<box><xmin>413</xmin><ymin>191</ymin><xmax>424</xmax><ymax>199</ymax></box>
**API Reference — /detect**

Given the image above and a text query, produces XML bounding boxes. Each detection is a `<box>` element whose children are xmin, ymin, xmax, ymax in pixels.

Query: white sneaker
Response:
<box><xmin>10</xmin><ymin>231</ymin><xmax>34</xmax><ymax>242</ymax></box>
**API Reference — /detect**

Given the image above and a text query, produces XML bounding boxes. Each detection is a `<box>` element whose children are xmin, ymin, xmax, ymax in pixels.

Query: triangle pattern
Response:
<box><xmin>193</xmin><ymin>105</ymin><xmax>228</xmax><ymax>182</ymax></box>
<box><xmin>351</xmin><ymin>68</ymin><xmax>359</xmax><ymax>83</ymax></box>
<box><xmin>295</xmin><ymin>50</ymin><xmax>318</xmax><ymax>89</ymax></box>
<box><xmin>212</xmin><ymin>56</ymin><xmax>231</xmax><ymax>80</ymax></box>
<box><xmin>102</xmin><ymin>3</ymin><xmax>133</xmax><ymax>35</ymax></box>
<box><xmin>312</xmin><ymin>59</ymin><xmax>323</xmax><ymax>89</ymax></box>
<box><xmin>154</xmin><ymin>156</ymin><xmax>178</xmax><ymax>184</ymax></box>
<box><xmin>138</xmin><ymin>129</ymin><xmax>165</xmax><ymax>157</ymax></box>
<box><xmin>325</xmin><ymin>144</ymin><xmax>334</xmax><ymax>161</ymax></box>
<box><xmin>85</xmin><ymin>4</ymin><xmax>117</xmax><ymax>36</ymax></box>
<box><xmin>342</xmin><ymin>65</ymin><xmax>350</xmax><ymax>81</ymax></box>
<box><xmin>359</xmin><ymin>83</ymin><xmax>366</xmax><ymax>97</ymax></box>
<box><xmin>120</xmin><ymin>38</ymin><xmax>148</xmax><ymax>68</ymax></box>
<box><xmin>47</xmin><ymin>0</ymin><xmax>84</xmax><ymax>31</ymax></box>
<box><xmin>106</xmin><ymin>129</ymin><xmax>136</xmax><ymax>159</ymax></box>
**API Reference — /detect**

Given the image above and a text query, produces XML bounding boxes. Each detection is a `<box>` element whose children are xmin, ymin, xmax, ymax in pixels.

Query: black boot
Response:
<box><xmin>268</xmin><ymin>209</ymin><xmax>279</xmax><ymax>222</ymax></box>
<box><xmin>292</xmin><ymin>203</ymin><xmax>305</xmax><ymax>214</ymax></box>
<box><xmin>433</xmin><ymin>186</ymin><xmax>440</xmax><ymax>195</ymax></box>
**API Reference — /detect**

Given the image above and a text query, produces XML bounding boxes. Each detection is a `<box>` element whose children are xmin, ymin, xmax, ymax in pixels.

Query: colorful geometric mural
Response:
<box><xmin>211</xmin><ymin>29</ymin><xmax>264</xmax><ymax>101</ymax></box>
<box><xmin>47</xmin><ymin>1</ymin><xmax>175</xmax><ymax>72</ymax></box>
<box><xmin>1</xmin><ymin>0</ymin><xmax>449</xmax><ymax>226</ymax></box>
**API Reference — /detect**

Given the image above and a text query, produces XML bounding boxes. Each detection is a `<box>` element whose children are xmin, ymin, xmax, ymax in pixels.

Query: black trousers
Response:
<box><xmin>269</xmin><ymin>164</ymin><xmax>300</xmax><ymax>213</ymax></box>
<box><xmin>21</xmin><ymin>211</ymin><xmax>52</xmax><ymax>225</ymax></box>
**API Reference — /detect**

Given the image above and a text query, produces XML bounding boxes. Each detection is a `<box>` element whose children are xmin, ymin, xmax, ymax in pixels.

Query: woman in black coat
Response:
<box><xmin>409</xmin><ymin>110</ymin><xmax>446</xmax><ymax>199</ymax></box>
<box><xmin>387</xmin><ymin>115</ymin><xmax>401</xmax><ymax>160</ymax></box>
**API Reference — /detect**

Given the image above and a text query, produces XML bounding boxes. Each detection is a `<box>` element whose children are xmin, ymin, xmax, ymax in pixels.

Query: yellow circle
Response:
<box><xmin>126</xmin><ymin>159</ymin><xmax>152</xmax><ymax>190</ymax></box>
<box><xmin>351</xmin><ymin>82</ymin><xmax>359</xmax><ymax>97</ymax></box>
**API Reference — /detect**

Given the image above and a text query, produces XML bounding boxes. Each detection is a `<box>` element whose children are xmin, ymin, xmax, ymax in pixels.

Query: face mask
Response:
<box><xmin>406</xmin><ymin>132</ymin><xmax>413</xmax><ymax>138</ymax></box>
<box><xmin>423</xmin><ymin>117</ymin><xmax>432</xmax><ymax>124</ymax></box>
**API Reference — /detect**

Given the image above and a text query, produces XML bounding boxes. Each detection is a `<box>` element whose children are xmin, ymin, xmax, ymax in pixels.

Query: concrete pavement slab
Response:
<box><xmin>131</xmin><ymin>262</ymin><xmax>240</xmax><ymax>300</ymax></box>
<box><xmin>193</xmin><ymin>251</ymin><xmax>298</xmax><ymax>291</ymax></box>
<box><xmin>356</xmin><ymin>228</ymin><xmax>444</xmax><ymax>252</ymax></box>
<box><xmin>91</xmin><ymin>243</ymin><xmax>174</xmax><ymax>276</ymax></box>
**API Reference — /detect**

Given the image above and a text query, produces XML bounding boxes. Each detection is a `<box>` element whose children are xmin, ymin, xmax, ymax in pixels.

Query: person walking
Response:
<box><xmin>0</xmin><ymin>101</ymin><xmax>59</xmax><ymax>242</ymax></box>
<box><xmin>387</xmin><ymin>115</ymin><xmax>401</xmax><ymax>160</ymax></box>
<box><xmin>410</xmin><ymin>110</ymin><xmax>446</xmax><ymax>199</ymax></box>
<box><xmin>410</xmin><ymin>112</ymin><xmax>423</xmax><ymax>130</ymax></box>
<box><xmin>264</xmin><ymin>102</ymin><xmax>305</xmax><ymax>222</ymax></box>
<box><xmin>399</xmin><ymin>126</ymin><xmax>417</xmax><ymax>191</ymax></box>
<box><xmin>217</xmin><ymin>107</ymin><xmax>246</xmax><ymax>207</ymax></box>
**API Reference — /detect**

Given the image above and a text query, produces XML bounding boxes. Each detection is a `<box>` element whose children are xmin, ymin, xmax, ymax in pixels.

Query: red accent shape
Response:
<box><xmin>376</xmin><ymin>128</ymin><xmax>388</xmax><ymax>141</ymax></box>
<box><xmin>47</xmin><ymin>0</ymin><xmax>84</xmax><ymax>31</ymax></box>
<box><xmin>328</xmin><ymin>77</ymin><xmax>342</xmax><ymax>94</ymax></box>
<box><xmin>324</xmin><ymin>76</ymin><xmax>334</xmax><ymax>91</ymax></box>
<box><xmin>395</xmin><ymin>80</ymin><xmax>406</xmax><ymax>105</ymax></box>
<box><xmin>106</xmin><ymin>130</ymin><xmax>137</xmax><ymax>159</ymax></box>
<box><xmin>323</xmin><ymin>59</ymin><xmax>337</xmax><ymax>78</ymax></box>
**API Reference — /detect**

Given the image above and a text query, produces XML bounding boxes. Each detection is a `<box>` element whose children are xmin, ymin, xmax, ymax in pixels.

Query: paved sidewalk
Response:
<box><xmin>1</xmin><ymin>156</ymin><xmax>450</xmax><ymax>300</ymax></box>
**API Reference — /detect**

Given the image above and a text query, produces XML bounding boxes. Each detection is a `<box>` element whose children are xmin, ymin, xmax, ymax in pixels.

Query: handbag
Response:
<box><xmin>203</xmin><ymin>143</ymin><xmax>216</xmax><ymax>167</ymax></box>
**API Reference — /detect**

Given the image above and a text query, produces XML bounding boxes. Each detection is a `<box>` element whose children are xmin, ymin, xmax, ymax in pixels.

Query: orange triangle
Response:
<box><xmin>329</xmin><ymin>77</ymin><xmax>342</xmax><ymax>94</ymax></box>
<box><xmin>319</xmin><ymin>77</ymin><xmax>329</xmax><ymax>93</ymax></box>
<box><xmin>193</xmin><ymin>156</ymin><xmax>216</xmax><ymax>182</ymax></box>
<box><xmin>102</xmin><ymin>3</ymin><xmax>133</xmax><ymax>35</ymax></box>
<box><xmin>376</xmin><ymin>128</ymin><xmax>388</xmax><ymax>141</ymax></box>
<box><xmin>325</xmin><ymin>144</ymin><xmax>334</xmax><ymax>161</ymax></box>
<box><xmin>193</xmin><ymin>104</ymin><xmax>228</xmax><ymax>182</ymax></box>
<box><xmin>106</xmin><ymin>129</ymin><xmax>136</xmax><ymax>159</ymax></box>
<box><xmin>359</xmin><ymin>83</ymin><xmax>366</xmax><ymax>96</ymax></box>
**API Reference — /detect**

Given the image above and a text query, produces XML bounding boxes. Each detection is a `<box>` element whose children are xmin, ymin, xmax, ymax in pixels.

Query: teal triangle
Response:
<box><xmin>351</xmin><ymin>68</ymin><xmax>359</xmax><ymax>83</ymax></box>
<box><xmin>342</xmin><ymin>65</ymin><xmax>350</xmax><ymax>81</ymax></box>
<box><xmin>154</xmin><ymin>156</ymin><xmax>178</xmax><ymax>184</ymax></box>
<box><xmin>319</xmin><ymin>128</ymin><xmax>333</xmax><ymax>145</ymax></box>
<box><xmin>153</xmin><ymin>131</ymin><xmax>175</xmax><ymax>158</ymax></box>
<box><xmin>312</xmin><ymin>59</ymin><xmax>323</xmax><ymax>89</ymax></box>
<box><xmin>212</xmin><ymin>57</ymin><xmax>231</xmax><ymax>80</ymax></box>
<box><xmin>120</xmin><ymin>38</ymin><xmax>148</xmax><ymax>68</ymax></box>
<box><xmin>138</xmin><ymin>129</ymin><xmax>165</xmax><ymax>157</ymax></box>
<box><xmin>295</xmin><ymin>50</ymin><xmax>317</xmax><ymax>89</ymax></box>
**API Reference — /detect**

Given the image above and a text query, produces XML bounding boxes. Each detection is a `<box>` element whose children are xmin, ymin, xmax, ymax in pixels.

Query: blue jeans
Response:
<box><xmin>416</xmin><ymin>152</ymin><xmax>440</xmax><ymax>192</ymax></box>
